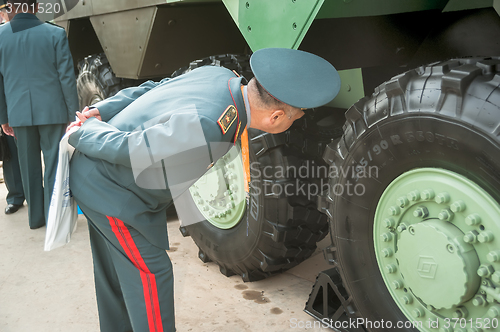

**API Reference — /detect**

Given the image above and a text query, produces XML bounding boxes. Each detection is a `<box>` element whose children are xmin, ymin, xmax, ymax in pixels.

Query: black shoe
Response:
<box><xmin>5</xmin><ymin>204</ymin><xmax>22</xmax><ymax>215</ymax></box>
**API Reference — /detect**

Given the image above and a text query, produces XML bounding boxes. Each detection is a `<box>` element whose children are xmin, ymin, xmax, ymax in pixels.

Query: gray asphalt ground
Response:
<box><xmin>0</xmin><ymin>178</ymin><xmax>332</xmax><ymax>332</ymax></box>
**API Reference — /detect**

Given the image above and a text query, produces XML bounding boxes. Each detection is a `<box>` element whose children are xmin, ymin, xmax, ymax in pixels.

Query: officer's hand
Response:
<box><xmin>66</xmin><ymin>119</ymin><xmax>82</xmax><ymax>133</ymax></box>
<box><xmin>1</xmin><ymin>123</ymin><xmax>14</xmax><ymax>137</ymax></box>
<box><xmin>77</xmin><ymin>106</ymin><xmax>102</xmax><ymax>122</ymax></box>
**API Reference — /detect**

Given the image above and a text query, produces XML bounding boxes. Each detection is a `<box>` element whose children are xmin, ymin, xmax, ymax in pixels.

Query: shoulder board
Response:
<box><xmin>217</xmin><ymin>105</ymin><xmax>238</xmax><ymax>135</ymax></box>
<box><xmin>45</xmin><ymin>21</ymin><xmax>64</xmax><ymax>29</ymax></box>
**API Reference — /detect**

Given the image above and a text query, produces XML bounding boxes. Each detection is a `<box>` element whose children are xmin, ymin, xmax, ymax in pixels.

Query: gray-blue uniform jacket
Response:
<box><xmin>0</xmin><ymin>13</ymin><xmax>78</xmax><ymax>126</ymax></box>
<box><xmin>69</xmin><ymin>66</ymin><xmax>247</xmax><ymax>249</ymax></box>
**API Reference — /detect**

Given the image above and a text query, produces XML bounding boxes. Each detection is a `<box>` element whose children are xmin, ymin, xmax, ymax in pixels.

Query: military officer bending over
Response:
<box><xmin>67</xmin><ymin>48</ymin><xmax>341</xmax><ymax>332</ymax></box>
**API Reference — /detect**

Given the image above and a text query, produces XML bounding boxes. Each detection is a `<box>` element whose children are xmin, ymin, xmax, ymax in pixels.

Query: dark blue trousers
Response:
<box><xmin>3</xmin><ymin>135</ymin><xmax>25</xmax><ymax>205</ymax></box>
<box><xmin>79</xmin><ymin>201</ymin><xmax>175</xmax><ymax>332</ymax></box>
<box><xmin>14</xmin><ymin>124</ymin><xmax>65</xmax><ymax>228</ymax></box>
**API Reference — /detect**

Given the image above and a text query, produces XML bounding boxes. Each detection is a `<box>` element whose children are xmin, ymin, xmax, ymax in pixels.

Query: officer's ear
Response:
<box><xmin>269</xmin><ymin>109</ymin><xmax>286</xmax><ymax>124</ymax></box>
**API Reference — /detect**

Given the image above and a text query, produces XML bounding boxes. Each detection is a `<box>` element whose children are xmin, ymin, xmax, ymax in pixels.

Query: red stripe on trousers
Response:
<box><xmin>108</xmin><ymin>216</ymin><xmax>164</xmax><ymax>332</ymax></box>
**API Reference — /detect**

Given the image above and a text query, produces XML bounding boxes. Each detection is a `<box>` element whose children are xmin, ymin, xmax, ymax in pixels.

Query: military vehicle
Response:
<box><xmin>53</xmin><ymin>0</ymin><xmax>500</xmax><ymax>330</ymax></box>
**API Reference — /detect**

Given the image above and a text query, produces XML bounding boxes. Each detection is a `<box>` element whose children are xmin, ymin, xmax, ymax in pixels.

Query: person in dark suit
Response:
<box><xmin>0</xmin><ymin>0</ymin><xmax>25</xmax><ymax>215</ymax></box>
<box><xmin>68</xmin><ymin>48</ymin><xmax>341</xmax><ymax>332</ymax></box>
<box><xmin>0</xmin><ymin>0</ymin><xmax>79</xmax><ymax>228</ymax></box>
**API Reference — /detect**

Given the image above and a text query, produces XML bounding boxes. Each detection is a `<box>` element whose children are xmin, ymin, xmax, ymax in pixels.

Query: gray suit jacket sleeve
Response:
<box><xmin>91</xmin><ymin>80</ymin><xmax>169</xmax><ymax>122</ymax></box>
<box><xmin>55</xmin><ymin>28</ymin><xmax>79</xmax><ymax>120</ymax></box>
<box><xmin>0</xmin><ymin>73</ymin><xmax>7</xmax><ymax>124</ymax></box>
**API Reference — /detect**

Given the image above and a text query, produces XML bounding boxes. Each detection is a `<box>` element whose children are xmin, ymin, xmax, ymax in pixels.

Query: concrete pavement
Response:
<box><xmin>0</xmin><ymin>182</ymin><xmax>332</xmax><ymax>332</ymax></box>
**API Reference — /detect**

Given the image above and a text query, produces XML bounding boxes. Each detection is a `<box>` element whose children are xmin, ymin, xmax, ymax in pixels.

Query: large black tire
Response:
<box><xmin>174</xmin><ymin>54</ymin><xmax>343</xmax><ymax>281</ymax></box>
<box><xmin>323</xmin><ymin>57</ymin><xmax>500</xmax><ymax>330</ymax></box>
<box><xmin>76</xmin><ymin>53</ymin><xmax>133</xmax><ymax>108</ymax></box>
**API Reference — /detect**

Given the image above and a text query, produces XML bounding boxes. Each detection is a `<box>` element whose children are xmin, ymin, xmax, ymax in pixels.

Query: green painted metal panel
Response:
<box><xmin>442</xmin><ymin>0</ymin><xmax>493</xmax><ymax>12</ymax></box>
<box><xmin>316</xmin><ymin>0</ymin><xmax>450</xmax><ymax>19</ymax></box>
<box><xmin>327</xmin><ymin>68</ymin><xmax>364</xmax><ymax>109</ymax></box>
<box><xmin>223</xmin><ymin>0</ymin><xmax>324</xmax><ymax>51</ymax></box>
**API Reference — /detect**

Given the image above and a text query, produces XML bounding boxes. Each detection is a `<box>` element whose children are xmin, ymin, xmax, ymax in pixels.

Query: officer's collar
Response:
<box><xmin>10</xmin><ymin>13</ymin><xmax>43</xmax><ymax>33</ymax></box>
<box><xmin>228</xmin><ymin>76</ymin><xmax>248</xmax><ymax>129</ymax></box>
<box><xmin>11</xmin><ymin>13</ymin><xmax>39</xmax><ymax>21</ymax></box>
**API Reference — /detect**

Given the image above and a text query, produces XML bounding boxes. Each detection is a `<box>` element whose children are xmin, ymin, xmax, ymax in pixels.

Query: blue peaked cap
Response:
<box><xmin>249</xmin><ymin>48</ymin><xmax>341</xmax><ymax>109</ymax></box>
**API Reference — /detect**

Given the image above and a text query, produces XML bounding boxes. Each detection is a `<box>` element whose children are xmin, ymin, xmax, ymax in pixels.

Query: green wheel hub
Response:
<box><xmin>189</xmin><ymin>145</ymin><xmax>246</xmax><ymax>229</ymax></box>
<box><xmin>374</xmin><ymin>168</ymin><xmax>500</xmax><ymax>330</ymax></box>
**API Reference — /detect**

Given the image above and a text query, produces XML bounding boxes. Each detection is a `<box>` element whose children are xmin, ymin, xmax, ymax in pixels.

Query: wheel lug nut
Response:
<box><xmin>413</xmin><ymin>308</ymin><xmax>425</xmax><ymax>317</ymax></box>
<box><xmin>463</xmin><ymin>230</ymin><xmax>479</xmax><ymax>243</ymax></box>
<box><xmin>389</xmin><ymin>206</ymin><xmax>401</xmax><ymax>216</ymax></box>
<box><xmin>386</xmin><ymin>264</ymin><xmax>397</xmax><ymax>273</ymax></box>
<box><xmin>401</xmin><ymin>295</ymin><xmax>413</xmax><ymax>304</ymax></box>
<box><xmin>487</xmin><ymin>250</ymin><xmax>500</xmax><ymax>263</ymax></box>
<box><xmin>381</xmin><ymin>232</ymin><xmax>393</xmax><ymax>242</ymax></box>
<box><xmin>465</xmin><ymin>213</ymin><xmax>482</xmax><ymax>226</ymax></box>
<box><xmin>472</xmin><ymin>295</ymin><xmax>487</xmax><ymax>306</ymax></box>
<box><xmin>382</xmin><ymin>248</ymin><xmax>394</xmax><ymax>257</ymax></box>
<box><xmin>453</xmin><ymin>306</ymin><xmax>468</xmax><ymax>318</ymax></box>
<box><xmin>488</xmin><ymin>305</ymin><xmax>500</xmax><ymax>318</ymax></box>
<box><xmin>407</xmin><ymin>190</ymin><xmax>420</xmax><ymax>201</ymax></box>
<box><xmin>450</xmin><ymin>200</ymin><xmax>466</xmax><ymax>212</ymax></box>
<box><xmin>438</xmin><ymin>208</ymin><xmax>454</xmax><ymax>221</ymax></box>
<box><xmin>478</xmin><ymin>231</ymin><xmax>494</xmax><ymax>243</ymax></box>
<box><xmin>435</xmin><ymin>192</ymin><xmax>450</xmax><ymax>204</ymax></box>
<box><xmin>383</xmin><ymin>218</ymin><xmax>396</xmax><ymax>228</ymax></box>
<box><xmin>397</xmin><ymin>196</ymin><xmax>409</xmax><ymax>207</ymax></box>
<box><xmin>422</xmin><ymin>189</ymin><xmax>435</xmax><ymax>200</ymax></box>
<box><xmin>197</xmin><ymin>199</ymin><xmax>204</xmax><ymax>205</ymax></box>
<box><xmin>492</xmin><ymin>271</ymin><xmax>500</xmax><ymax>283</ymax></box>
<box><xmin>397</xmin><ymin>223</ymin><xmax>407</xmax><ymax>233</ymax></box>
<box><xmin>413</xmin><ymin>206</ymin><xmax>429</xmax><ymax>218</ymax></box>
<box><xmin>226</xmin><ymin>202</ymin><xmax>235</xmax><ymax>209</ymax></box>
<box><xmin>392</xmin><ymin>279</ymin><xmax>403</xmax><ymax>289</ymax></box>
<box><xmin>477</xmin><ymin>264</ymin><xmax>494</xmax><ymax>277</ymax></box>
